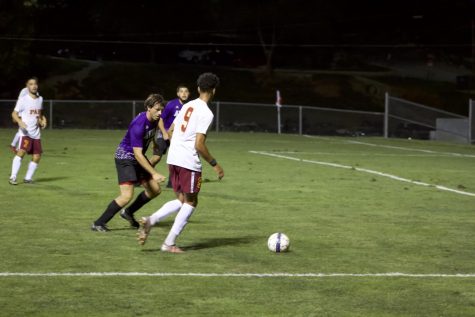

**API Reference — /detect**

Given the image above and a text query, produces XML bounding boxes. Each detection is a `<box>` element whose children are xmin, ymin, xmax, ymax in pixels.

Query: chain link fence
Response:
<box><xmin>0</xmin><ymin>99</ymin><xmax>384</xmax><ymax>136</ymax></box>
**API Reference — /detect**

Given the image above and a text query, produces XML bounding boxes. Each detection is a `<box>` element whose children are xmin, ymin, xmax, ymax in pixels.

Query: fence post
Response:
<box><xmin>132</xmin><ymin>100</ymin><xmax>136</xmax><ymax>120</ymax></box>
<box><xmin>469</xmin><ymin>99</ymin><xmax>473</xmax><ymax>144</ymax></box>
<box><xmin>277</xmin><ymin>105</ymin><xmax>281</xmax><ymax>134</ymax></box>
<box><xmin>216</xmin><ymin>101</ymin><xmax>220</xmax><ymax>133</ymax></box>
<box><xmin>298</xmin><ymin>106</ymin><xmax>303</xmax><ymax>135</ymax></box>
<box><xmin>49</xmin><ymin>100</ymin><xmax>53</xmax><ymax>130</ymax></box>
<box><xmin>384</xmin><ymin>92</ymin><xmax>389</xmax><ymax>138</ymax></box>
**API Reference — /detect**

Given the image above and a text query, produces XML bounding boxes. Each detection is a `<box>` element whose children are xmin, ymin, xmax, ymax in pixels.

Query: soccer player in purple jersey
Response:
<box><xmin>152</xmin><ymin>84</ymin><xmax>190</xmax><ymax>187</ymax></box>
<box><xmin>152</xmin><ymin>84</ymin><xmax>189</xmax><ymax>163</ymax></box>
<box><xmin>91</xmin><ymin>94</ymin><xmax>166</xmax><ymax>232</ymax></box>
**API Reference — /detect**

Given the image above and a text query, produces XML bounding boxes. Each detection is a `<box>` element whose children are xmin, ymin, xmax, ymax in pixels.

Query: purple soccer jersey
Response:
<box><xmin>161</xmin><ymin>98</ymin><xmax>184</xmax><ymax>130</ymax></box>
<box><xmin>115</xmin><ymin>112</ymin><xmax>157</xmax><ymax>160</ymax></box>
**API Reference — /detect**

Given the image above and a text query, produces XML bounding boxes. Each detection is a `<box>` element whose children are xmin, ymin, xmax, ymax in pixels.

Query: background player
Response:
<box><xmin>151</xmin><ymin>84</ymin><xmax>190</xmax><ymax>188</ymax></box>
<box><xmin>138</xmin><ymin>73</ymin><xmax>224</xmax><ymax>253</ymax></box>
<box><xmin>10</xmin><ymin>87</ymin><xmax>36</xmax><ymax>153</ymax></box>
<box><xmin>92</xmin><ymin>94</ymin><xmax>166</xmax><ymax>232</ymax></box>
<box><xmin>9</xmin><ymin>77</ymin><xmax>47</xmax><ymax>185</ymax></box>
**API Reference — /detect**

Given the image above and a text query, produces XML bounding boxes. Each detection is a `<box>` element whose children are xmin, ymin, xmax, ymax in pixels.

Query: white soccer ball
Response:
<box><xmin>267</xmin><ymin>233</ymin><xmax>290</xmax><ymax>253</ymax></box>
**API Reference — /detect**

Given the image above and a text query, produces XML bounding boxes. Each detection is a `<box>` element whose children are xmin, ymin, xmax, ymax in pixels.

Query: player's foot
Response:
<box><xmin>9</xmin><ymin>146</ymin><xmax>17</xmax><ymax>154</ymax></box>
<box><xmin>137</xmin><ymin>217</ymin><xmax>152</xmax><ymax>246</ymax></box>
<box><xmin>91</xmin><ymin>223</ymin><xmax>110</xmax><ymax>232</ymax></box>
<box><xmin>23</xmin><ymin>179</ymin><xmax>34</xmax><ymax>184</ymax></box>
<box><xmin>120</xmin><ymin>209</ymin><xmax>139</xmax><ymax>229</ymax></box>
<box><xmin>9</xmin><ymin>177</ymin><xmax>18</xmax><ymax>185</ymax></box>
<box><xmin>160</xmin><ymin>244</ymin><xmax>184</xmax><ymax>253</ymax></box>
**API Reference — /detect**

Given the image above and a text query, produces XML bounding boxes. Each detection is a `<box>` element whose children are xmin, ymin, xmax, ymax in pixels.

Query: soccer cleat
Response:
<box><xmin>137</xmin><ymin>217</ymin><xmax>152</xmax><ymax>246</ymax></box>
<box><xmin>160</xmin><ymin>244</ymin><xmax>184</xmax><ymax>253</ymax></box>
<box><xmin>23</xmin><ymin>179</ymin><xmax>34</xmax><ymax>184</ymax></box>
<box><xmin>9</xmin><ymin>146</ymin><xmax>17</xmax><ymax>154</ymax></box>
<box><xmin>91</xmin><ymin>223</ymin><xmax>110</xmax><ymax>232</ymax></box>
<box><xmin>9</xmin><ymin>177</ymin><xmax>18</xmax><ymax>185</ymax></box>
<box><xmin>120</xmin><ymin>209</ymin><xmax>139</xmax><ymax>229</ymax></box>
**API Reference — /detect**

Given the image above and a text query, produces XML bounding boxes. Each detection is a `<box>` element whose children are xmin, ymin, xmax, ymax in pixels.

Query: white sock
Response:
<box><xmin>164</xmin><ymin>203</ymin><xmax>195</xmax><ymax>246</ymax></box>
<box><xmin>150</xmin><ymin>199</ymin><xmax>183</xmax><ymax>225</ymax></box>
<box><xmin>25</xmin><ymin>161</ymin><xmax>38</xmax><ymax>180</ymax></box>
<box><xmin>11</xmin><ymin>156</ymin><xmax>22</xmax><ymax>179</ymax></box>
<box><xmin>11</xmin><ymin>132</ymin><xmax>20</xmax><ymax>147</ymax></box>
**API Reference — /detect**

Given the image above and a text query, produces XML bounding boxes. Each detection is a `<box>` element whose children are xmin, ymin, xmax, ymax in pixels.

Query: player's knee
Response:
<box><xmin>120</xmin><ymin>192</ymin><xmax>134</xmax><ymax>204</ymax></box>
<box><xmin>185</xmin><ymin>194</ymin><xmax>198</xmax><ymax>207</ymax></box>
<box><xmin>149</xmin><ymin>186</ymin><xmax>161</xmax><ymax>198</ymax></box>
<box><xmin>33</xmin><ymin>155</ymin><xmax>41</xmax><ymax>163</ymax></box>
<box><xmin>16</xmin><ymin>150</ymin><xmax>26</xmax><ymax>158</ymax></box>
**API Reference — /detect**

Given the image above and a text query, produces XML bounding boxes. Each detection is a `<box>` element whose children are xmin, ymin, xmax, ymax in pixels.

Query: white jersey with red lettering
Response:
<box><xmin>167</xmin><ymin>98</ymin><xmax>214</xmax><ymax>172</ymax></box>
<box><xmin>14</xmin><ymin>94</ymin><xmax>43</xmax><ymax>139</ymax></box>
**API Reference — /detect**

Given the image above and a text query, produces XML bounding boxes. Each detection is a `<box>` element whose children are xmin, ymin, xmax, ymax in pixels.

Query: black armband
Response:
<box><xmin>209</xmin><ymin>159</ymin><xmax>217</xmax><ymax>167</ymax></box>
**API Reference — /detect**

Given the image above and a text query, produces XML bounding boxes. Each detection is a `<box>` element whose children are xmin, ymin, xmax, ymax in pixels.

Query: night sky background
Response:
<box><xmin>0</xmin><ymin>0</ymin><xmax>474</xmax><ymax>106</ymax></box>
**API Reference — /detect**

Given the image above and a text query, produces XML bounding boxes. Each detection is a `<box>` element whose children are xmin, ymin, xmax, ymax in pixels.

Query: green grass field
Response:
<box><xmin>1</xmin><ymin>129</ymin><xmax>475</xmax><ymax>316</ymax></box>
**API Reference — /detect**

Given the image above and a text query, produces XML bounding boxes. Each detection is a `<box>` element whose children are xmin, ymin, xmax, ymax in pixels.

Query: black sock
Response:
<box><xmin>126</xmin><ymin>191</ymin><xmax>151</xmax><ymax>215</ymax></box>
<box><xmin>94</xmin><ymin>200</ymin><xmax>122</xmax><ymax>226</ymax></box>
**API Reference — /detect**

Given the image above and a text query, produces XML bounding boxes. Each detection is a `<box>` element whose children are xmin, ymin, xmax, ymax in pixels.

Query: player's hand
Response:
<box><xmin>163</xmin><ymin>132</ymin><xmax>170</xmax><ymax>141</ymax></box>
<box><xmin>213</xmin><ymin>164</ymin><xmax>224</xmax><ymax>180</ymax></box>
<box><xmin>39</xmin><ymin>119</ymin><xmax>47</xmax><ymax>129</ymax></box>
<box><xmin>152</xmin><ymin>172</ymin><xmax>166</xmax><ymax>183</ymax></box>
<box><xmin>18</xmin><ymin>121</ymin><xmax>27</xmax><ymax>130</ymax></box>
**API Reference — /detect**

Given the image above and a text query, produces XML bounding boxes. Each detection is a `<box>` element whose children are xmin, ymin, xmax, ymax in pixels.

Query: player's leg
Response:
<box><xmin>137</xmin><ymin>165</ymin><xmax>183</xmax><ymax>245</ymax></box>
<box><xmin>92</xmin><ymin>184</ymin><xmax>134</xmax><ymax>231</ymax></box>
<box><xmin>24</xmin><ymin>140</ymin><xmax>42</xmax><ymax>183</ymax></box>
<box><xmin>121</xmin><ymin>178</ymin><xmax>161</xmax><ymax>228</ymax></box>
<box><xmin>161</xmin><ymin>193</ymin><xmax>197</xmax><ymax>252</ymax></box>
<box><xmin>10</xmin><ymin>131</ymin><xmax>20</xmax><ymax>153</ymax></box>
<box><xmin>92</xmin><ymin>159</ymin><xmax>137</xmax><ymax>231</ymax></box>
<box><xmin>149</xmin><ymin>165</ymin><xmax>183</xmax><ymax>225</ymax></box>
<box><xmin>9</xmin><ymin>137</ymin><xmax>29</xmax><ymax>185</ymax></box>
<box><xmin>120</xmin><ymin>160</ymin><xmax>162</xmax><ymax>228</ymax></box>
<box><xmin>161</xmin><ymin>168</ymin><xmax>202</xmax><ymax>252</ymax></box>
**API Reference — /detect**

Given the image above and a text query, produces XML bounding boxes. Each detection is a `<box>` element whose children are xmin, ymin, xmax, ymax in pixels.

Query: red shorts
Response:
<box><xmin>19</xmin><ymin>136</ymin><xmax>42</xmax><ymax>155</ymax></box>
<box><xmin>168</xmin><ymin>165</ymin><xmax>202</xmax><ymax>194</ymax></box>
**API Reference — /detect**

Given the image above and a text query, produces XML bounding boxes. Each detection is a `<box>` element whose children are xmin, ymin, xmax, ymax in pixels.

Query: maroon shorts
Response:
<box><xmin>168</xmin><ymin>165</ymin><xmax>202</xmax><ymax>194</ymax></box>
<box><xmin>19</xmin><ymin>136</ymin><xmax>42</xmax><ymax>155</ymax></box>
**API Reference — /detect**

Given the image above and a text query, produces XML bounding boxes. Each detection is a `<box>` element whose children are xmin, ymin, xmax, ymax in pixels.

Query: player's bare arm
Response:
<box><xmin>132</xmin><ymin>147</ymin><xmax>165</xmax><ymax>182</ymax></box>
<box><xmin>168</xmin><ymin>123</ymin><xmax>175</xmax><ymax>140</ymax></box>
<box><xmin>38</xmin><ymin>110</ymin><xmax>47</xmax><ymax>129</ymax></box>
<box><xmin>195</xmin><ymin>133</ymin><xmax>224</xmax><ymax>179</ymax></box>
<box><xmin>158</xmin><ymin>118</ymin><xmax>169</xmax><ymax>140</ymax></box>
<box><xmin>12</xmin><ymin>111</ymin><xmax>27</xmax><ymax>129</ymax></box>
<box><xmin>149</xmin><ymin>142</ymin><xmax>160</xmax><ymax>167</ymax></box>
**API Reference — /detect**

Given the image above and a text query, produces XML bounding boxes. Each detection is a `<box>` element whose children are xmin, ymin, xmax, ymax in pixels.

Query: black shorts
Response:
<box><xmin>115</xmin><ymin>159</ymin><xmax>151</xmax><ymax>185</ymax></box>
<box><xmin>153</xmin><ymin>134</ymin><xmax>169</xmax><ymax>156</ymax></box>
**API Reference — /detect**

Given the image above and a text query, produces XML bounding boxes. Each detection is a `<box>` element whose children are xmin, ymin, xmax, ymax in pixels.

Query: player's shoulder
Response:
<box><xmin>165</xmin><ymin>98</ymin><xmax>179</xmax><ymax>108</ymax></box>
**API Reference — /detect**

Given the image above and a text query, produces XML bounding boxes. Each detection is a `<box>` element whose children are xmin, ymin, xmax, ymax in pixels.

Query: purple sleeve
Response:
<box><xmin>129</xmin><ymin>120</ymin><xmax>145</xmax><ymax>148</ymax></box>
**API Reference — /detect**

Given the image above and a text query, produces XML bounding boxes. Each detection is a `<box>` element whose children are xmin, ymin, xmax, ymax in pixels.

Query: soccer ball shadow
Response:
<box><xmin>182</xmin><ymin>235</ymin><xmax>262</xmax><ymax>251</ymax></box>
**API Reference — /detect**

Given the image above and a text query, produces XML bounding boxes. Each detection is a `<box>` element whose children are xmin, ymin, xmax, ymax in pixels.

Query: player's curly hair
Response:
<box><xmin>144</xmin><ymin>93</ymin><xmax>165</xmax><ymax>109</ymax></box>
<box><xmin>197</xmin><ymin>73</ymin><xmax>220</xmax><ymax>93</ymax></box>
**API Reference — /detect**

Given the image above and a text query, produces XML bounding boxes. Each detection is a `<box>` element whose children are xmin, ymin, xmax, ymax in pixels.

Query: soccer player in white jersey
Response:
<box><xmin>9</xmin><ymin>87</ymin><xmax>31</xmax><ymax>153</ymax></box>
<box><xmin>9</xmin><ymin>77</ymin><xmax>47</xmax><ymax>185</ymax></box>
<box><xmin>138</xmin><ymin>73</ymin><xmax>224</xmax><ymax>253</ymax></box>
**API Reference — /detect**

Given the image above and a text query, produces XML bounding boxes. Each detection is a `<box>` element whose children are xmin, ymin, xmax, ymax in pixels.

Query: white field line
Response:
<box><xmin>346</xmin><ymin>140</ymin><xmax>475</xmax><ymax>158</ymax></box>
<box><xmin>0</xmin><ymin>272</ymin><xmax>474</xmax><ymax>278</ymax></box>
<box><xmin>271</xmin><ymin>151</ymin><xmax>455</xmax><ymax>157</ymax></box>
<box><xmin>250</xmin><ymin>151</ymin><xmax>475</xmax><ymax>197</ymax></box>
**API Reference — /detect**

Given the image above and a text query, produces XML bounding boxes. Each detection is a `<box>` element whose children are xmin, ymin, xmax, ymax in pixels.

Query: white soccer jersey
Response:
<box><xmin>18</xmin><ymin>87</ymin><xmax>29</xmax><ymax>98</ymax></box>
<box><xmin>167</xmin><ymin>98</ymin><xmax>214</xmax><ymax>172</ymax></box>
<box><xmin>14</xmin><ymin>94</ymin><xmax>43</xmax><ymax>139</ymax></box>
